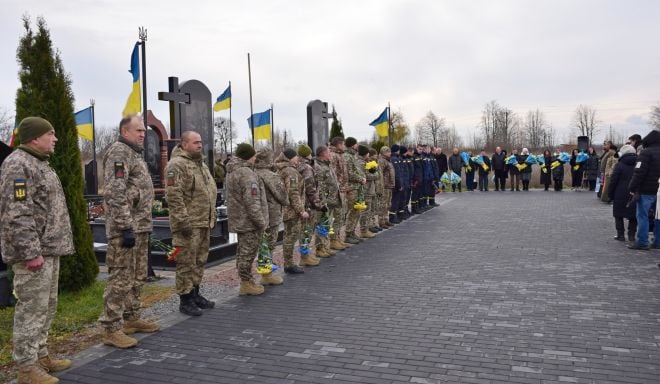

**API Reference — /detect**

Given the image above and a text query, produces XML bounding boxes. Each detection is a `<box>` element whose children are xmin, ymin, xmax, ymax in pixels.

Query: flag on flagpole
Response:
<box><xmin>247</xmin><ymin>109</ymin><xmax>272</xmax><ymax>140</ymax></box>
<box><xmin>9</xmin><ymin>127</ymin><xmax>17</xmax><ymax>147</ymax></box>
<box><xmin>122</xmin><ymin>43</ymin><xmax>141</xmax><ymax>116</ymax></box>
<box><xmin>213</xmin><ymin>85</ymin><xmax>231</xmax><ymax>112</ymax></box>
<box><xmin>75</xmin><ymin>107</ymin><xmax>94</xmax><ymax>140</ymax></box>
<box><xmin>370</xmin><ymin>107</ymin><xmax>389</xmax><ymax>137</ymax></box>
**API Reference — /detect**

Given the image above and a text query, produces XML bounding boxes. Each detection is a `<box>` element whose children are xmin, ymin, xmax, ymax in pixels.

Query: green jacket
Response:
<box><xmin>343</xmin><ymin>147</ymin><xmax>365</xmax><ymax>192</ymax></box>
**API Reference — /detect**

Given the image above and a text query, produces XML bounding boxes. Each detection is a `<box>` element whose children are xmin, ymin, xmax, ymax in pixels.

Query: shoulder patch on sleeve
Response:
<box><xmin>14</xmin><ymin>179</ymin><xmax>27</xmax><ymax>201</ymax></box>
<box><xmin>635</xmin><ymin>161</ymin><xmax>642</xmax><ymax>169</ymax></box>
<box><xmin>114</xmin><ymin>161</ymin><xmax>125</xmax><ymax>178</ymax></box>
<box><xmin>251</xmin><ymin>181</ymin><xmax>258</xmax><ymax>196</ymax></box>
<box><xmin>167</xmin><ymin>170</ymin><xmax>176</xmax><ymax>186</ymax></box>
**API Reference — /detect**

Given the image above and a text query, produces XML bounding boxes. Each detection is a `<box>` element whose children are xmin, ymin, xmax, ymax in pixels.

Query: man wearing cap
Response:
<box><xmin>378</xmin><ymin>146</ymin><xmax>395</xmax><ymax>228</ymax></box>
<box><xmin>343</xmin><ymin>137</ymin><xmax>367</xmax><ymax>244</ymax></box>
<box><xmin>314</xmin><ymin>146</ymin><xmax>342</xmax><ymax>258</ymax></box>
<box><xmin>226</xmin><ymin>143</ymin><xmax>269</xmax><ymax>294</ymax></box>
<box><xmin>368</xmin><ymin>148</ymin><xmax>384</xmax><ymax>233</ymax></box>
<box><xmin>388</xmin><ymin>144</ymin><xmax>403</xmax><ymax>224</ymax></box>
<box><xmin>276</xmin><ymin>148</ymin><xmax>316</xmax><ymax>272</ymax></box>
<box><xmin>254</xmin><ymin>149</ymin><xmax>288</xmax><ymax>286</ymax></box>
<box><xmin>165</xmin><ymin>131</ymin><xmax>217</xmax><ymax>317</ymax></box>
<box><xmin>100</xmin><ymin>115</ymin><xmax>160</xmax><ymax>349</ymax></box>
<box><xmin>328</xmin><ymin>137</ymin><xmax>350</xmax><ymax>250</ymax></box>
<box><xmin>0</xmin><ymin>117</ymin><xmax>75</xmax><ymax>383</ymax></box>
<box><xmin>357</xmin><ymin>145</ymin><xmax>377</xmax><ymax>238</ymax></box>
<box><xmin>399</xmin><ymin>146</ymin><xmax>413</xmax><ymax>219</ymax></box>
<box><xmin>628</xmin><ymin>130</ymin><xmax>660</xmax><ymax>250</ymax></box>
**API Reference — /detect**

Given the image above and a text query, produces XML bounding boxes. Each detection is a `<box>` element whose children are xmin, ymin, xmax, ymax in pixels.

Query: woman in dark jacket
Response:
<box><xmin>607</xmin><ymin>145</ymin><xmax>638</xmax><ymax>241</ymax></box>
<box><xmin>518</xmin><ymin>148</ymin><xmax>533</xmax><ymax>191</ymax></box>
<box><xmin>540</xmin><ymin>150</ymin><xmax>553</xmax><ymax>191</ymax></box>
<box><xmin>569</xmin><ymin>149</ymin><xmax>584</xmax><ymax>191</ymax></box>
<box><xmin>552</xmin><ymin>152</ymin><xmax>566</xmax><ymax>191</ymax></box>
<box><xmin>583</xmin><ymin>147</ymin><xmax>599</xmax><ymax>191</ymax></box>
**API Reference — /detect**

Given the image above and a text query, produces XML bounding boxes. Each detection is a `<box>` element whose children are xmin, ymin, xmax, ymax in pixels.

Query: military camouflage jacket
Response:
<box><xmin>226</xmin><ymin>157</ymin><xmax>268</xmax><ymax>233</ymax></box>
<box><xmin>297</xmin><ymin>157</ymin><xmax>321</xmax><ymax>210</ymax></box>
<box><xmin>275</xmin><ymin>153</ymin><xmax>305</xmax><ymax>222</ymax></box>
<box><xmin>329</xmin><ymin>145</ymin><xmax>349</xmax><ymax>192</ymax></box>
<box><xmin>165</xmin><ymin>146</ymin><xmax>217</xmax><ymax>232</ymax></box>
<box><xmin>314</xmin><ymin>158</ymin><xmax>341</xmax><ymax>209</ymax></box>
<box><xmin>343</xmin><ymin>148</ymin><xmax>365</xmax><ymax>191</ymax></box>
<box><xmin>379</xmin><ymin>155</ymin><xmax>395</xmax><ymax>190</ymax></box>
<box><xmin>103</xmin><ymin>138</ymin><xmax>154</xmax><ymax>239</ymax></box>
<box><xmin>255</xmin><ymin>151</ymin><xmax>288</xmax><ymax>228</ymax></box>
<box><xmin>0</xmin><ymin>147</ymin><xmax>74</xmax><ymax>264</ymax></box>
<box><xmin>371</xmin><ymin>155</ymin><xmax>385</xmax><ymax>195</ymax></box>
<box><xmin>357</xmin><ymin>156</ymin><xmax>377</xmax><ymax>196</ymax></box>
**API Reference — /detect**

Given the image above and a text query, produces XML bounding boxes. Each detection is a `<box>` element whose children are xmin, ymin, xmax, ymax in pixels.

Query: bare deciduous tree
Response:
<box><xmin>573</xmin><ymin>104</ymin><xmax>599</xmax><ymax>145</ymax></box>
<box><xmin>79</xmin><ymin>125</ymin><xmax>118</xmax><ymax>162</ymax></box>
<box><xmin>480</xmin><ymin>100</ymin><xmax>517</xmax><ymax>149</ymax></box>
<box><xmin>650</xmin><ymin>104</ymin><xmax>660</xmax><ymax>130</ymax></box>
<box><xmin>604</xmin><ymin>124</ymin><xmax>625</xmax><ymax>147</ymax></box>
<box><xmin>414</xmin><ymin>111</ymin><xmax>446</xmax><ymax>146</ymax></box>
<box><xmin>0</xmin><ymin>107</ymin><xmax>14</xmax><ymax>143</ymax></box>
<box><xmin>213</xmin><ymin>116</ymin><xmax>237</xmax><ymax>155</ymax></box>
<box><xmin>524</xmin><ymin>109</ymin><xmax>547</xmax><ymax>149</ymax></box>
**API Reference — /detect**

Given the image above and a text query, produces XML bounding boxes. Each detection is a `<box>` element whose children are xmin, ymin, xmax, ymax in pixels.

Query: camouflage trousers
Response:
<box><xmin>173</xmin><ymin>228</ymin><xmax>210</xmax><ymax>295</ymax></box>
<box><xmin>12</xmin><ymin>256</ymin><xmax>59</xmax><ymax>367</ymax></box>
<box><xmin>330</xmin><ymin>192</ymin><xmax>346</xmax><ymax>241</ymax></box>
<box><xmin>345</xmin><ymin>189</ymin><xmax>362</xmax><ymax>238</ymax></box>
<box><xmin>99</xmin><ymin>233</ymin><xmax>148</xmax><ymax>331</ymax></box>
<box><xmin>236</xmin><ymin>230</ymin><xmax>262</xmax><ymax>282</ymax></box>
<box><xmin>360</xmin><ymin>195</ymin><xmax>376</xmax><ymax>230</ymax></box>
<box><xmin>380</xmin><ymin>189</ymin><xmax>392</xmax><ymax>224</ymax></box>
<box><xmin>283</xmin><ymin>219</ymin><xmax>302</xmax><ymax>268</ymax></box>
<box><xmin>264</xmin><ymin>224</ymin><xmax>280</xmax><ymax>253</ymax></box>
<box><xmin>315</xmin><ymin>209</ymin><xmax>332</xmax><ymax>251</ymax></box>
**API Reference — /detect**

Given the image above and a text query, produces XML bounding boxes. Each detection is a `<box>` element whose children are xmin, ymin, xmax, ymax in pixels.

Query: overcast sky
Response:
<box><xmin>1</xmin><ymin>0</ymin><xmax>659</xmax><ymax>146</ymax></box>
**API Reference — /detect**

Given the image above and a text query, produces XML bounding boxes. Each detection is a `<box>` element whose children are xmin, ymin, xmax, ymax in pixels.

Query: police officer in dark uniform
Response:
<box><xmin>389</xmin><ymin>144</ymin><xmax>403</xmax><ymax>224</ymax></box>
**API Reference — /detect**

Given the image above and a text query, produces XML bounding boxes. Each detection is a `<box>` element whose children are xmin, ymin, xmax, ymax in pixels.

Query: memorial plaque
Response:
<box><xmin>307</xmin><ymin>100</ymin><xmax>331</xmax><ymax>151</ymax></box>
<box><xmin>179</xmin><ymin>80</ymin><xmax>214</xmax><ymax>171</ymax></box>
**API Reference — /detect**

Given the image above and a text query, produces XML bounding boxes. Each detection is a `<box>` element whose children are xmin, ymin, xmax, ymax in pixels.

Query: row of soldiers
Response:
<box><xmin>225</xmin><ymin>136</ymin><xmax>440</xmax><ymax>295</ymax></box>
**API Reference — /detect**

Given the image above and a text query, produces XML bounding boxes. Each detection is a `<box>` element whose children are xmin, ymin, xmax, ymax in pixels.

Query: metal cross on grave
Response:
<box><xmin>158</xmin><ymin>76</ymin><xmax>190</xmax><ymax>140</ymax></box>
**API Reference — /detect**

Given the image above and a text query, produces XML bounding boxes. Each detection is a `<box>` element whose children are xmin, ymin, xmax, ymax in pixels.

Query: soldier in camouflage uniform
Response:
<box><xmin>165</xmin><ymin>131</ymin><xmax>217</xmax><ymax>317</ymax></box>
<box><xmin>100</xmin><ymin>115</ymin><xmax>160</xmax><ymax>349</ymax></box>
<box><xmin>369</xmin><ymin>148</ymin><xmax>385</xmax><ymax>232</ymax></box>
<box><xmin>378</xmin><ymin>146</ymin><xmax>395</xmax><ymax>228</ymax></box>
<box><xmin>226</xmin><ymin>143</ymin><xmax>268</xmax><ymax>295</ymax></box>
<box><xmin>357</xmin><ymin>145</ymin><xmax>377</xmax><ymax>238</ymax></box>
<box><xmin>0</xmin><ymin>117</ymin><xmax>75</xmax><ymax>384</ymax></box>
<box><xmin>297</xmin><ymin>144</ymin><xmax>331</xmax><ymax>258</ymax></box>
<box><xmin>314</xmin><ymin>146</ymin><xmax>342</xmax><ymax>257</ymax></box>
<box><xmin>328</xmin><ymin>137</ymin><xmax>349</xmax><ymax>250</ymax></box>
<box><xmin>276</xmin><ymin>148</ymin><xmax>315</xmax><ymax>272</ymax></box>
<box><xmin>254</xmin><ymin>149</ymin><xmax>288</xmax><ymax>286</ymax></box>
<box><xmin>343</xmin><ymin>137</ymin><xmax>367</xmax><ymax>244</ymax></box>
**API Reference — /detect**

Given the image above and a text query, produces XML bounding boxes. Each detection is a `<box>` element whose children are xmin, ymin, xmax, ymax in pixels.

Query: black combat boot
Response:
<box><xmin>179</xmin><ymin>292</ymin><xmax>202</xmax><ymax>316</ymax></box>
<box><xmin>389</xmin><ymin>214</ymin><xmax>400</xmax><ymax>224</ymax></box>
<box><xmin>193</xmin><ymin>285</ymin><xmax>215</xmax><ymax>309</ymax></box>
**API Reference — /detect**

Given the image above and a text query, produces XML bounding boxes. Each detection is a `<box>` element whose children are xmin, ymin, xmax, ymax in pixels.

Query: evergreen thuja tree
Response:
<box><xmin>329</xmin><ymin>105</ymin><xmax>344</xmax><ymax>139</ymax></box>
<box><xmin>15</xmin><ymin>16</ymin><xmax>98</xmax><ymax>291</ymax></box>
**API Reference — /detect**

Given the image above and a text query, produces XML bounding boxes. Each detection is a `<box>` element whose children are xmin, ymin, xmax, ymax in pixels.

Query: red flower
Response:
<box><xmin>167</xmin><ymin>247</ymin><xmax>181</xmax><ymax>262</ymax></box>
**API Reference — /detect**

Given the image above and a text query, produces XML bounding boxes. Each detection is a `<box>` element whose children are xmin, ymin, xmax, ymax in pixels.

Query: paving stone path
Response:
<box><xmin>60</xmin><ymin>191</ymin><xmax>660</xmax><ymax>384</ymax></box>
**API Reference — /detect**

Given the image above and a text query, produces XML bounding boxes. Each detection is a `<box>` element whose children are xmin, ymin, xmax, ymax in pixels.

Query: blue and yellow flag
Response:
<box><xmin>213</xmin><ymin>85</ymin><xmax>231</xmax><ymax>112</ymax></box>
<box><xmin>369</xmin><ymin>107</ymin><xmax>389</xmax><ymax>137</ymax></box>
<box><xmin>75</xmin><ymin>107</ymin><xmax>94</xmax><ymax>141</ymax></box>
<box><xmin>247</xmin><ymin>109</ymin><xmax>271</xmax><ymax>140</ymax></box>
<box><xmin>122</xmin><ymin>43</ymin><xmax>141</xmax><ymax>117</ymax></box>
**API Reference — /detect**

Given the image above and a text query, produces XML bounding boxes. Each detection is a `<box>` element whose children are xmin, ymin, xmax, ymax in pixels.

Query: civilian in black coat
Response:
<box><xmin>539</xmin><ymin>150</ymin><xmax>553</xmax><ymax>191</ymax></box>
<box><xmin>434</xmin><ymin>148</ymin><xmax>448</xmax><ymax>192</ymax></box>
<box><xmin>583</xmin><ymin>147</ymin><xmax>600</xmax><ymax>191</ymax></box>
<box><xmin>608</xmin><ymin>145</ymin><xmax>637</xmax><ymax>241</ymax></box>
<box><xmin>491</xmin><ymin>147</ymin><xmax>506</xmax><ymax>191</ymax></box>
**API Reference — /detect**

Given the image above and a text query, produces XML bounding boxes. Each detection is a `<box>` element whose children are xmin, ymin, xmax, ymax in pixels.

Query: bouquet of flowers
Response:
<box><xmin>460</xmin><ymin>152</ymin><xmax>472</xmax><ymax>172</ymax></box>
<box><xmin>316</xmin><ymin>209</ymin><xmax>334</xmax><ymax>238</ymax></box>
<box><xmin>353</xmin><ymin>185</ymin><xmax>367</xmax><ymax>211</ymax></box>
<box><xmin>441</xmin><ymin>171</ymin><xmax>461</xmax><ymax>186</ymax></box>
<box><xmin>299</xmin><ymin>221</ymin><xmax>312</xmax><ymax>256</ymax></box>
<box><xmin>525</xmin><ymin>155</ymin><xmax>538</xmax><ymax>165</ymax></box>
<box><xmin>472</xmin><ymin>155</ymin><xmax>489</xmax><ymax>171</ymax></box>
<box><xmin>558</xmin><ymin>152</ymin><xmax>570</xmax><ymax>163</ymax></box>
<box><xmin>536</xmin><ymin>155</ymin><xmax>548</xmax><ymax>173</ymax></box>
<box><xmin>365</xmin><ymin>160</ymin><xmax>379</xmax><ymax>174</ymax></box>
<box><xmin>151</xmin><ymin>237</ymin><xmax>181</xmax><ymax>262</ymax></box>
<box><xmin>256</xmin><ymin>233</ymin><xmax>274</xmax><ymax>275</ymax></box>
<box><xmin>573</xmin><ymin>151</ymin><xmax>589</xmax><ymax>171</ymax></box>
<box><xmin>506</xmin><ymin>154</ymin><xmax>526</xmax><ymax>171</ymax></box>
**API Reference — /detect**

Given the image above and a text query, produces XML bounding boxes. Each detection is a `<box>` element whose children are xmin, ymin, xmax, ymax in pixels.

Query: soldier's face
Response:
<box><xmin>182</xmin><ymin>133</ymin><xmax>203</xmax><ymax>155</ymax></box>
<box><xmin>122</xmin><ymin>117</ymin><xmax>146</xmax><ymax>146</ymax></box>
<box><xmin>32</xmin><ymin>129</ymin><xmax>57</xmax><ymax>154</ymax></box>
<box><xmin>336</xmin><ymin>142</ymin><xmax>345</xmax><ymax>151</ymax></box>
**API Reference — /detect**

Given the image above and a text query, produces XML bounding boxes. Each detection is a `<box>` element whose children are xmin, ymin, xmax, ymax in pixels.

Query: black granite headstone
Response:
<box><xmin>179</xmin><ymin>80</ymin><xmax>214</xmax><ymax>170</ymax></box>
<box><xmin>307</xmin><ymin>100</ymin><xmax>332</xmax><ymax>151</ymax></box>
<box><xmin>84</xmin><ymin>160</ymin><xmax>98</xmax><ymax>195</ymax></box>
<box><xmin>145</xmin><ymin>128</ymin><xmax>161</xmax><ymax>186</ymax></box>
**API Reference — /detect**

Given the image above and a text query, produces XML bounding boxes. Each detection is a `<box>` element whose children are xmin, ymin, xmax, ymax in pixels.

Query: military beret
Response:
<box><xmin>345</xmin><ymin>137</ymin><xmax>357</xmax><ymax>147</ymax></box>
<box><xmin>297</xmin><ymin>144</ymin><xmax>312</xmax><ymax>158</ymax></box>
<box><xmin>391</xmin><ymin>144</ymin><xmax>400</xmax><ymax>153</ymax></box>
<box><xmin>18</xmin><ymin>117</ymin><xmax>54</xmax><ymax>144</ymax></box>
<box><xmin>358</xmin><ymin>145</ymin><xmax>369</xmax><ymax>156</ymax></box>
<box><xmin>235</xmin><ymin>143</ymin><xmax>256</xmax><ymax>160</ymax></box>
<box><xmin>283</xmin><ymin>148</ymin><xmax>297</xmax><ymax>160</ymax></box>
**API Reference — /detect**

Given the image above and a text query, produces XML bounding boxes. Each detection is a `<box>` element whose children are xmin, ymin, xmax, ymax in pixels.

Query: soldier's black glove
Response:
<box><xmin>121</xmin><ymin>229</ymin><xmax>136</xmax><ymax>248</ymax></box>
<box><xmin>320</xmin><ymin>205</ymin><xmax>328</xmax><ymax>213</ymax></box>
<box><xmin>180</xmin><ymin>225</ymin><xmax>193</xmax><ymax>238</ymax></box>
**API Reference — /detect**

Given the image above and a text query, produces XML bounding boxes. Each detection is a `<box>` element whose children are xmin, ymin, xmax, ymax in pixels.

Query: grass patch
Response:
<box><xmin>0</xmin><ymin>280</ymin><xmax>175</xmax><ymax>370</ymax></box>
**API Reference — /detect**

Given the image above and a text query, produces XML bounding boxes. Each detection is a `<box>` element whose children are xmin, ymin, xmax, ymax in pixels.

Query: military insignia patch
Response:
<box><xmin>290</xmin><ymin>176</ymin><xmax>297</xmax><ymax>187</ymax></box>
<box><xmin>167</xmin><ymin>170</ymin><xmax>175</xmax><ymax>186</ymax></box>
<box><xmin>114</xmin><ymin>161</ymin><xmax>125</xmax><ymax>178</ymax></box>
<box><xmin>14</xmin><ymin>179</ymin><xmax>27</xmax><ymax>201</ymax></box>
<box><xmin>251</xmin><ymin>181</ymin><xmax>258</xmax><ymax>196</ymax></box>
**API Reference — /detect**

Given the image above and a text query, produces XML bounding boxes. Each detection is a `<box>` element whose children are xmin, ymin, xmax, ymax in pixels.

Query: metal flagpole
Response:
<box><xmin>90</xmin><ymin>99</ymin><xmax>98</xmax><ymax>195</ymax></box>
<box><xmin>248</xmin><ymin>53</ymin><xmax>255</xmax><ymax>147</ymax></box>
<box><xmin>229</xmin><ymin>81</ymin><xmax>233</xmax><ymax>154</ymax></box>
<box><xmin>270</xmin><ymin>103</ymin><xmax>274</xmax><ymax>151</ymax></box>
<box><xmin>139</xmin><ymin>27</ymin><xmax>148</xmax><ymax>154</ymax></box>
<box><xmin>388</xmin><ymin>102</ymin><xmax>392</xmax><ymax>147</ymax></box>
